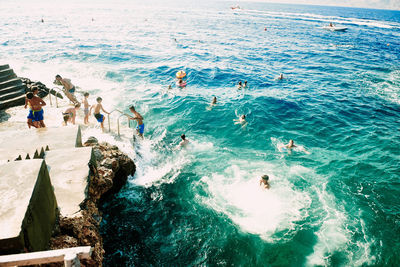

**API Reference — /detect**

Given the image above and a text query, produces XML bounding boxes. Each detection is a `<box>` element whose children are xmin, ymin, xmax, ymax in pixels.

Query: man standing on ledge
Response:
<box><xmin>54</xmin><ymin>74</ymin><xmax>78</xmax><ymax>104</ymax></box>
<box><xmin>128</xmin><ymin>106</ymin><xmax>144</xmax><ymax>138</ymax></box>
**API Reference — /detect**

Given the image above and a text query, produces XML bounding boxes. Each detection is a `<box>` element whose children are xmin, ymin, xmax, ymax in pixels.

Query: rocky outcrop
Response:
<box><xmin>48</xmin><ymin>138</ymin><xmax>135</xmax><ymax>266</ymax></box>
<box><xmin>21</xmin><ymin>78</ymin><xmax>50</xmax><ymax>98</ymax></box>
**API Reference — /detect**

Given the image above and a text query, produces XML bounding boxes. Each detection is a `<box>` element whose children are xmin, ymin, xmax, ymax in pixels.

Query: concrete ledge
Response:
<box><xmin>0</xmin><ymin>125</ymin><xmax>82</xmax><ymax>162</ymax></box>
<box><xmin>0</xmin><ymin>160</ymin><xmax>57</xmax><ymax>254</ymax></box>
<box><xmin>45</xmin><ymin>147</ymin><xmax>95</xmax><ymax>217</ymax></box>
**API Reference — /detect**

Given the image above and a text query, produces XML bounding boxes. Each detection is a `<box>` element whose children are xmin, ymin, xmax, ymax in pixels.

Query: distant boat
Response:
<box><xmin>231</xmin><ymin>6</ymin><xmax>241</xmax><ymax>10</ymax></box>
<box><xmin>322</xmin><ymin>25</ymin><xmax>348</xmax><ymax>32</ymax></box>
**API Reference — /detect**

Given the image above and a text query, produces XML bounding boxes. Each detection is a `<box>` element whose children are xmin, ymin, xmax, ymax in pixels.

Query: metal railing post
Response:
<box><xmin>108</xmin><ymin>114</ymin><xmax>111</xmax><ymax>132</ymax></box>
<box><xmin>117</xmin><ymin>117</ymin><xmax>120</xmax><ymax>137</ymax></box>
<box><xmin>49</xmin><ymin>91</ymin><xmax>53</xmax><ymax>106</ymax></box>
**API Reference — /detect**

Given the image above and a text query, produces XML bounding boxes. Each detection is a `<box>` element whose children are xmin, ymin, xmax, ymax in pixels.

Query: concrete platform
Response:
<box><xmin>0</xmin><ymin>125</ymin><xmax>82</xmax><ymax>162</ymax></box>
<box><xmin>45</xmin><ymin>147</ymin><xmax>95</xmax><ymax>217</ymax></box>
<box><xmin>0</xmin><ymin>160</ymin><xmax>57</xmax><ymax>254</ymax></box>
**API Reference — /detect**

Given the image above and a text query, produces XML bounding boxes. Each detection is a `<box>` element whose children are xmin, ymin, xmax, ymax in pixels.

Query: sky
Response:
<box><xmin>237</xmin><ymin>0</ymin><xmax>400</xmax><ymax>10</ymax></box>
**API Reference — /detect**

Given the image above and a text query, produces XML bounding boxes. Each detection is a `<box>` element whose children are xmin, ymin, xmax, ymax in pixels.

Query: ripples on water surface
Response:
<box><xmin>2</xmin><ymin>0</ymin><xmax>400</xmax><ymax>265</ymax></box>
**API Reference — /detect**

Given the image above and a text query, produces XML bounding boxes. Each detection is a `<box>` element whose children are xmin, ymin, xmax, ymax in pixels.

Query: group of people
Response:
<box><xmin>24</xmin><ymin>73</ymin><xmax>306</xmax><ymax>191</ymax></box>
<box><xmin>24</xmin><ymin>75</ymin><xmax>146</xmax><ymax>138</ymax></box>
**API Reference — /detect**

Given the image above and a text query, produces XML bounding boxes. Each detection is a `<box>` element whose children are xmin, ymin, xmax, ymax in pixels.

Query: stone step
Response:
<box><xmin>0</xmin><ymin>65</ymin><xmax>10</xmax><ymax>71</ymax></box>
<box><xmin>0</xmin><ymin>69</ymin><xmax>14</xmax><ymax>78</ymax></box>
<box><xmin>0</xmin><ymin>94</ymin><xmax>25</xmax><ymax>110</ymax></box>
<box><xmin>45</xmin><ymin>147</ymin><xmax>95</xmax><ymax>217</ymax></box>
<box><xmin>0</xmin><ymin>125</ymin><xmax>82</xmax><ymax>162</ymax></box>
<box><xmin>0</xmin><ymin>78</ymin><xmax>22</xmax><ymax>90</ymax></box>
<box><xmin>0</xmin><ymin>72</ymin><xmax>16</xmax><ymax>83</ymax></box>
<box><xmin>0</xmin><ymin>84</ymin><xmax>27</xmax><ymax>96</ymax></box>
<box><xmin>0</xmin><ymin>90</ymin><xmax>24</xmax><ymax>102</ymax></box>
<box><xmin>0</xmin><ymin>159</ymin><xmax>57</xmax><ymax>254</ymax></box>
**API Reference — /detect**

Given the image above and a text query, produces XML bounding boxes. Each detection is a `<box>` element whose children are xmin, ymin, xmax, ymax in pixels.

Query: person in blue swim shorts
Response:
<box><xmin>89</xmin><ymin>97</ymin><xmax>110</xmax><ymax>132</ymax></box>
<box><xmin>24</xmin><ymin>87</ymin><xmax>46</xmax><ymax>128</ymax></box>
<box><xmin>128</xmin><ymin>105</ymin><xmax>144</xmax><ymax>138</ymax></box>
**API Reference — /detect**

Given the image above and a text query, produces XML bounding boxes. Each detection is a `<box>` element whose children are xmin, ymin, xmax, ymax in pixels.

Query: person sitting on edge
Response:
<box><xmin>128</xmin><ymin>105</ymin><xmax>144</xmax><ymax>138</ymax></box>
<box><xmin>25</xmin><ymin>87</ymin><xmax>46</xmax><ymax>128</ymax></box>
<box><xmin>89</xmin><ymin>97</ymin><xmax>110</xmax><ymax>132</ymax></box>
<box><xmin>237</xmin><ymin>81</ymin><xmax>243</xmax><ymax>89</ymax></box>
<box><xmin>82</xmin><ymin>92</ymin><xmax>90</xmax><ymax>124</ymax></box>
<box><xmin>54</xmin><ymin>74</ymin><xmax>78</xmax><ymax>104</ymax></box>
<box><xmin>62</xmin><ymin>103</ymin><xmax>80</xmax><ymax>126</ymax></box>
<box><xmin>259</xmin><ymin>175</ymin><xmax>270</xmax><ymax>189</ymax></box>
<box><xmin>179</xmin><ymin>134</ymin><xmax>189</xmax><ymax>147</ymax></box>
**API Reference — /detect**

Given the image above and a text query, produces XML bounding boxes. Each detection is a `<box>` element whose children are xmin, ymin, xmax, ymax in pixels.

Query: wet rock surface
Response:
<box><xmin>21</xmin><ymin>77</ymin><xmax>50</xmax><ymax>98</ymax></box>
<box><xmin>47</xmin><ymin>140</ymin><xmax>135</xmax><ymax>266</ymax></box>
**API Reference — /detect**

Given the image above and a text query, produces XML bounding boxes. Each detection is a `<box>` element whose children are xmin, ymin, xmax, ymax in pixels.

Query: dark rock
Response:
<box><xmin>48</xmin><ymin>142</ymin><xmax>135</xmax><ymax>267</ymax></box>
<box><xmin>84</xmin><ymin>136</ymin><xmax>98</xmax><ymax>146</ymax></box>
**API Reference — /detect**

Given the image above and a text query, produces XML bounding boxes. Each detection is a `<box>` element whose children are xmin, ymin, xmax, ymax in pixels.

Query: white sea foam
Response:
<box><xmin>241</xmin><ymin>9</ymin><xmax>400</xmax><ymax>29</ymax></box>
<box><xmin>197</xmin><ymin>161</ymin><xmax>312</xmax><ymax>242</ymax></box>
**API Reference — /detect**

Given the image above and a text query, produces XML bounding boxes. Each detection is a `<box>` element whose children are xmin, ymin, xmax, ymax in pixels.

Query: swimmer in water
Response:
<box><xmin>329</xmin><ymin>22</ymin><xmax>334</xmax><ymax>27</ymax></box>
<box><xmin>286</xmin><ymin>139</ymin><xmax>296</xmax><ymax>149</ymax></box>
<box><xmin>277</xmin><ymin>73</ymin><xmax>284</xmax><ymax>80</ymax></box>
<box><xmin>178</xmin><ymin>134</ymin><xmax>189</xmax><ymax>148</ymax></box>
<box><xmin>259</xmin><ymin>175</ymin><xmax>270</xmax><ymax>189</ymax></box>
<box><xmin>207</xmin><ymin>96</ymin><xmax>217</xmax><ymax>110</ymax></box>
<box><xmin>237</xmin><ymin>81</ymin><xmax>242</xmax><ymax>89</ymax></box>
<box><xmin>243</xmin><ymin>81</ymin><xmax>247</xmax><ymax>88</ymax></box>
<box><xmin>285</xmin><ymin>139</ymin><xmax>310</xmax><ymax>154</ymax></box>
<box><xmin>234</xmin><ymin>114</ymin><xmax>247</xmax><ymax>128</ymax></box>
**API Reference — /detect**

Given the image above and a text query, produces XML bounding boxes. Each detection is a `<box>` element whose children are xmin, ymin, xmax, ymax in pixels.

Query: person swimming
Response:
<box><xmin>283</xmin><ymin>139</ymin><xmax>310</xmax><ymax>154</ymax></box>
<box><xmin>277</xmin><ymin>74</ymin><xmax>284</xmax><ymax>80</ymax></box>
<box><xmin>237</xmin><ymin>81</ymin><xmax>243</xmax><ymax>89</ymax></box>
<box><xmin>178</xmin><ymin>134</ymin><xmax>189</xmax><ymax>148</ymax></box>
<box><xmin>259</xmin><ymin>175</ymin><xmax>270</xmax><ymax>189</ymax></box>
<box><xmin>234</xmin><ymin>114</ymin><xmax>247</xmax><ymax>128</ymax></box>
<box><xmin>286</xmin><ymin>139</ymin><xmax>296</xmax><ymax>149</ymax></box>
<box><xmin>243</xmin><ymin>81</ymin><xmax>247</xmax><ymax>88</ymax></box>
<box><xmin>207</xmin><ymin>96</ymin><xmax>217</xmax><ymax>110</ymax></box>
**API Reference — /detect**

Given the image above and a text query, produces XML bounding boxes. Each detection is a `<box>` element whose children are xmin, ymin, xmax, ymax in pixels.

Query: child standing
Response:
<box><xmin>89</xmin><ymin>97</ymin><xmax>110</xmax><ymax>131</ymax></box>
<box><xmin>82</xmin><ymin>92</ymin><xmax>90</xmax><ymax>124</ymax></box>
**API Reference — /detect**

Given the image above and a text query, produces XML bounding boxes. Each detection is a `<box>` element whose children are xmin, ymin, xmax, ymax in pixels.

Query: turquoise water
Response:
<box><xmin>2</xmin><ymin>0</ymin><xmax>400</xmax><ymax>265</ymax></box>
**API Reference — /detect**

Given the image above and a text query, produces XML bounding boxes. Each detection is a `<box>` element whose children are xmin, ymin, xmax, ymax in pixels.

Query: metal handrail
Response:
<box><xmin>107</xmin><ymin>109</ymin><xmax>132</xmax><ymax>136</ymax></box>
<box><xmin>49</xmin><ymin>87</ymin><xmax>64</xmax><ymax>108</ymax></box>
<box><xmin>117</xmin><ymin>113</ymin><xmax>131</xmax><ymax>137</ymax></box>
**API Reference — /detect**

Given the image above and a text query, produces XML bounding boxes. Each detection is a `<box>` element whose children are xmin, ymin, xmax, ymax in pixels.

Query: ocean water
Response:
<box><xmin>2</xmin><ymin>0</ymin><xmax>400</xmax><ymax>265</ymax></box>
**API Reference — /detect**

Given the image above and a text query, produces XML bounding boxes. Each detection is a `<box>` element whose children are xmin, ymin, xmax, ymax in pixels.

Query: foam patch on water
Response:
<box><xmin>197</xmin><ymin>161</ymin><xmax>312</xmax><ymax>242</ymax></box>
<box><xmin>242</xmin><ymin>9</ymin><xmax>400</xmax><ymax>29</ymax></box>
